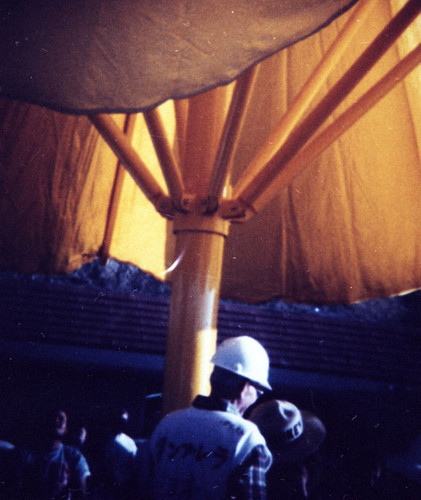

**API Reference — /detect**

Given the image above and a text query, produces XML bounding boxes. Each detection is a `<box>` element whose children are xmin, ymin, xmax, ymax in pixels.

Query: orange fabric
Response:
<box><xmin>0</xmin><ymin>1</ymin><xmax>420</xmax><ymax>304</ymax></box>
<box><xmin>223</xmin><ymin>1</ymin><xmax>421</xmax><ymax>303</ymax></box>
<box><xmin>0</xmin><ymin>100</ymin><xmax>120</xmax><ymax>273</ymax></box>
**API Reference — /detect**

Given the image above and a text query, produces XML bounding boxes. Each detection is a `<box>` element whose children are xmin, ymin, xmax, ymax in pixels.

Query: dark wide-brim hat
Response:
<box><xmin>249</xmin><ymin>399</ymin><xmax>326</xmax><ymax>464</ymax></box>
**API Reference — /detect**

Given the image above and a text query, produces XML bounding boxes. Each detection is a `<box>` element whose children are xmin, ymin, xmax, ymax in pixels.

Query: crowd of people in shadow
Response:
<box><xmin>246</xmin><ymin>397</ymin><xmax>421</xmax><ymax>499</ymax></box>
<box><xmin>1</xmin><ymin>335</ymin><xmax>420</xmax><ymax>500</ymax></box>
<box><xmin>0</xmin><ymin>398</ymin><xmax>420</xmax><ymax>499</ymax></box>
<box><xmin>0</xmin><ymin>406</ymin><xmax>142</xmax><ymax>499</ymax></box>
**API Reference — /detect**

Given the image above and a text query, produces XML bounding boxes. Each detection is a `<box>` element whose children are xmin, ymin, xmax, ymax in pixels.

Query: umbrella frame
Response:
<box><xmin>87</xmin><ymin>0</ymin><xmax>421</xmax><ymax>412</ymax></box>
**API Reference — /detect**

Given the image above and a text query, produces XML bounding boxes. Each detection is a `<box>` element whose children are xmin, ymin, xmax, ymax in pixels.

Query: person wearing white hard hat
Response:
<box><xmin>148</xmin><ymin>335</ymin><xmax>273</xmax><ymax>499</ymax></box>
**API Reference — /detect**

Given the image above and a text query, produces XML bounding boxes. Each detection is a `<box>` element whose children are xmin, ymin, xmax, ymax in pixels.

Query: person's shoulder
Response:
<box><xmin>115</xmin><ymin>432</ymin><xmax>138</xmax><ymax>454</ymax></box>
<box><xmin>63</xmin><ymin>443</ymin><xmax>82</xmax><ymax>454</ymax></box>
<box><xmin>62</xmin><ymin>444</ymin><xmax>85</xmax><ymax>464</ymax></box>
<box><xmin>63</xmin><ymin>444</ymin><xmax>91</xmax><ymax>476</ymax></box>
<box><xmin>154</xmin><ymin>406</ymin><xmax>193</xmax><ymax>426</ymax></box>
<box><xmin>212</xmin><ymin>409</ymin><xmax>265</xmax><ymax>440</ymax></box>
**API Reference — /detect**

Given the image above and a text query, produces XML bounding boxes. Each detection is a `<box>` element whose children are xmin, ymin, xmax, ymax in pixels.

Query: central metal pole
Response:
<box><xmin>163</xmin><ymin>212</ymin><xmax>230</xmax><ymax>414</ymax></box>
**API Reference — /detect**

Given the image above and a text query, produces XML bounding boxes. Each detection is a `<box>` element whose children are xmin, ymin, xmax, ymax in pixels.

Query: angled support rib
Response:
<box><xmin>143</xmin><ymin>107</ymin><xmax>185</xmax><ymax>210</ymax></box>
<box><xmin>233</xmin><ymin>0</ymin><xmax>421</xmax><ymax>213</ymax></box>
<box><xmin>233</xmin><ymin>0</ymin><xmax>375</xmax><ymax>199</ymax></box>
<box><xmin>89</xmin><ymin>113</ymin><xmax>172</xmax><ymax>217</ymax></box>
<box><xmin>99</xmin><ymin>114</ymin><xmax>136</xmax><ymax>261</ymax></box>
<box><xmin>252</xmin><ymin>41</ymin><xmax>421</xmax><ymax>213</ymax></box>
<box><xmin>207</xmin><ymin>65</ymin><xmax>258</xmax><ymax>210</ymax></box>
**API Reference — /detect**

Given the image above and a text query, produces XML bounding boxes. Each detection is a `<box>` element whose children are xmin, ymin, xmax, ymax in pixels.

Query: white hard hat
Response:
<box><xmin>211</xmin><ymin>336</ymin><xmax>271</xmax><ymax>390</ymax></box>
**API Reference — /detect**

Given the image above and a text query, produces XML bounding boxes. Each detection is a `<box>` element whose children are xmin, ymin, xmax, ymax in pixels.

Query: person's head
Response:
<box><xmin>248</xmin><ymin>400</ymin><xmax>326</xmax><ymax>464</ymax></box>
<box><xmin>210</xmin><ymin>336</ymin><xmax>271</xmax><ymax>415</ymax></box>
<box><xmin>71</xmin><ymin>425</ymin><xmax>88</xmax><ymax>449</ymax></box>
<box><xmin>53</xmin><ymin>410</ymin><xmax>68</xmax><ymax>438</ymax></box>
<box><xmin>34</xmin><ymin>409</ymin><xmax>68</xmax><ymax>448</ymax></box>
<box><xmin>109</xmin><ymin>408</ymin><xmax>130</xmax><ymax>436</ymax></box>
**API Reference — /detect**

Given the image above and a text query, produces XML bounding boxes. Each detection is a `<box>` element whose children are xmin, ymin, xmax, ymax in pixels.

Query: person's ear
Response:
<box><xmin>239</xmin><ymin>380</ymin><xmax>249</xmax><ymax>397</ymax></box>
<box><xmin>240</xmin><ymin>381</ymin><xmax>255</xmax><ymax>399</ymax></box>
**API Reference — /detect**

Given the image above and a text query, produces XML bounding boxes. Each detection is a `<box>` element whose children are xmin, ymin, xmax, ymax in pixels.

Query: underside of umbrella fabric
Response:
<box><xmin>0</xmin><ymin>0</ymin><xmax>357</xmax><ymax>113</ymax></box>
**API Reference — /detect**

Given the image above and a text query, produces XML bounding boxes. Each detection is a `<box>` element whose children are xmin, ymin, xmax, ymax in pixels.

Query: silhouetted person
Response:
<box><xmin>369</xmin><ymin>432</ymin><xmax>421</xmax><ymax>499</ymax></box>
<box><xmin>19</xmin><ymin>409</ymin><xmax>91</xmax><ymax>499</ymax></box>
<box><xmin>69</xmin><ymin>424</ymin><xmax>88</xmax><ymax>451</ymax></box>
<box><xmin>148</xmin><ymin>336</ymin><xmax>273</xmax><ymax>499</ymax></box>
<box><xmin>0</xmin><ymin>439</ymin><xmax>24</xmax><ymax>497</ymax></box>
<box><xmin>103</xmin><ymin>408</ymin><xmax>138</xmax><ymax>499</ymax></box>
<box><xmin>249</xmin><ymin>399</ymin><xmax>326</xmax><ymax>499</ymax></box>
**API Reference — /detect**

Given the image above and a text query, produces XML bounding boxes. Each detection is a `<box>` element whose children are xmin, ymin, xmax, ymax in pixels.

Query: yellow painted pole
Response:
<box><xmin>160</xmin><ymin>85</ymin><xmax>234</xmax><ymax>413</ymax></box>
<box><xmin>163</xmin><ymin>212</ymin><xmax>230</xmax><ymax>414</ymax></box>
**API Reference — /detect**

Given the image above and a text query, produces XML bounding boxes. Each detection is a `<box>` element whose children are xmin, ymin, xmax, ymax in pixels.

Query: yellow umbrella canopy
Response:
<box><xmin>1</xmin><ymin>0</ymin><xmax>421</xmax><ymax>410</ymax></box>
<box><xmin>1</xmin><ymin>0</ymin><xmax>420</xmax><ymax>302</ymax></box>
